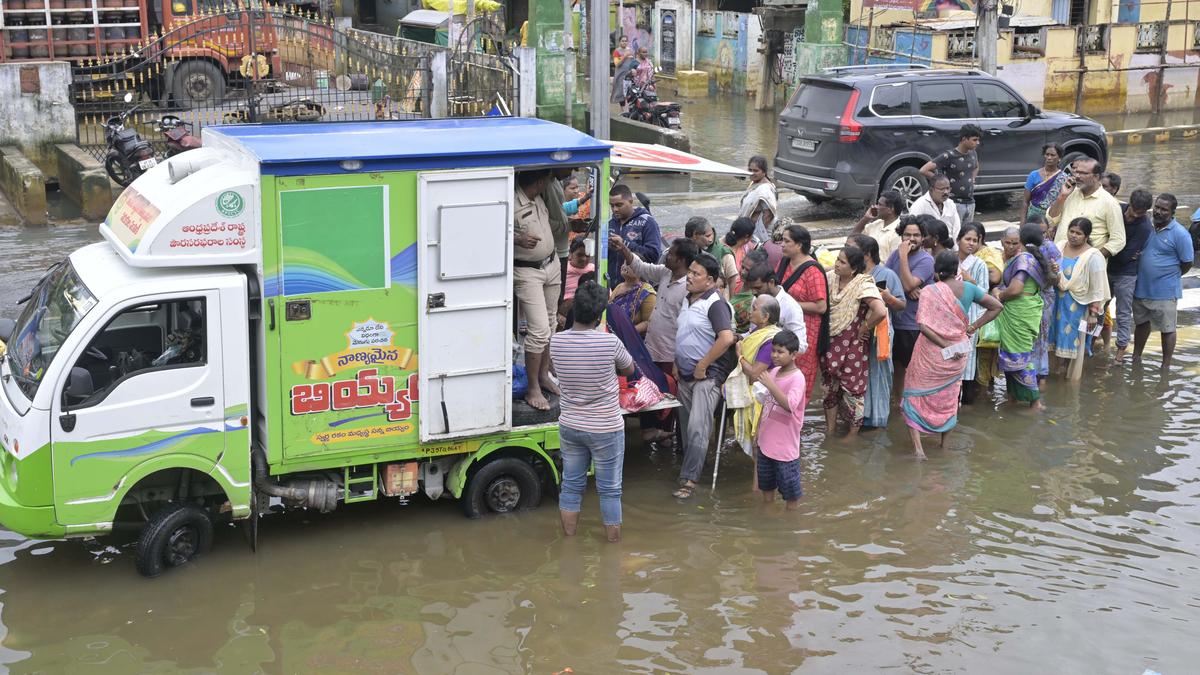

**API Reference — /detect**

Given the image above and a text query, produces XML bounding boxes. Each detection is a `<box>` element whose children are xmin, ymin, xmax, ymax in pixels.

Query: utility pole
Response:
<box><xmin>977</xmin><ymin>0</ymin><xmax>998</xmax><ymax>75</ymax></box>
<box><xmin>564</xmin><ymin>0</ymin><xmax>575</xmax><ymax>127</ymax></box>
<box><xmin>589</xmin><ymin>0</ymin><xmax>610</xmax><ymax>138</ymax></box>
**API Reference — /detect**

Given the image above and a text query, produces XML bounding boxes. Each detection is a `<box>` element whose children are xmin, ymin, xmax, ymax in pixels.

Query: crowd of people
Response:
<box><xmin>516</xmin><ymin>130</ymin><xmax>1196</xmax><ymax>541</ymax></box>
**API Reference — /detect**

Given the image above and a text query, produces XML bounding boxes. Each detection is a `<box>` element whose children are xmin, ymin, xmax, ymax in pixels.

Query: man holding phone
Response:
<box><xmin>1047</xmin><ymin>157</ymin><xmax>1126</xmax><ymax>259</ymax></box>
<box><xmin>852</xmin><ymin>190</ymin><xmax>904</xmax><ymax>262</ymax></box>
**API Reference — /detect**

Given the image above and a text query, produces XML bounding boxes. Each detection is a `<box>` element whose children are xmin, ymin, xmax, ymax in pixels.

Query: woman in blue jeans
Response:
<box><xmin>548</xmin><ymin>281</ymin><xmax>636</xmax><ymax>542</ymax></box>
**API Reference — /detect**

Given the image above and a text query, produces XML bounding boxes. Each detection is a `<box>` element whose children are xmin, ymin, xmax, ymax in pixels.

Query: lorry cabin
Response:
<box><xmin>0</xmin><ymin>118</ymin><xmax>612</xmax><ymax>576</ymax></box>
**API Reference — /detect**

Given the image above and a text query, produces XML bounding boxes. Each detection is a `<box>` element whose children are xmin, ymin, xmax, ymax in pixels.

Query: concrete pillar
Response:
<box><xmin>430</xmin><ymin>51</ymin><xmax>448</xmax><ymax>118</ymax></box>
<box><xmin>516</xmin><ymin>47</ymin><xmax>538</xmax><ymax>118</ymax></box>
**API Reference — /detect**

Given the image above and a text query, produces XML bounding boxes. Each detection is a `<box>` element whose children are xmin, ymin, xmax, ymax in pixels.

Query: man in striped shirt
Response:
<box><xmin>549</xmin><ymin>281</ymin><xmax>635</xmax><ymax>542</ymax></box>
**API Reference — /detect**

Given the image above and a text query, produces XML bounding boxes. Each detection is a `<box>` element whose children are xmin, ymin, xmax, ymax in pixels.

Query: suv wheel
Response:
<box><xmin>882</xmin><ymin>166</ymin><xmax>928</xmax><ymax>208</ymax></box>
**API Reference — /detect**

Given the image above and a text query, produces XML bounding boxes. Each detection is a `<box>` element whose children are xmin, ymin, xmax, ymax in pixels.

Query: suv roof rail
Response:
<box><xmin>821</xmin><ymin>63</ymin><xmax>931</xmax><ymax>75</ymax></box>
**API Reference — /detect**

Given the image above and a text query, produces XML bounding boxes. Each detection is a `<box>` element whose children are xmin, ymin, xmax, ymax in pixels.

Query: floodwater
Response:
<box><xmin>1</xmin><ymin>103</ymin><xmax>1200</xmax><ymax>672</ymax></box>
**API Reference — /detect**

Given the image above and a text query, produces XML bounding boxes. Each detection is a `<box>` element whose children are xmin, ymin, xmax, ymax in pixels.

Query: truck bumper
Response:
<box><xmin>0</xmin><ymin>478</ymin><xmax>65</xmax><ymax>539</ymax></box>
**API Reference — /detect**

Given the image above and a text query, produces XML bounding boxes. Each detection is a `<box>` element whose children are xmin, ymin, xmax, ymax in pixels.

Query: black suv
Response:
<box><xmin>774</xmin><ymin>65</ymin><xmax>1109</xmax><ymax>205</ymax></box>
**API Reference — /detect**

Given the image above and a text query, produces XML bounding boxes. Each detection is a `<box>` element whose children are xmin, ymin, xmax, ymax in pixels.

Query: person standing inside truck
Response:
<box><xmin>607</xmin><ymin>184</ymin><xmax>662</xmax><ymax>288</ymax></box>
<box><xmin>514</xmin><ymin>169</ymin><xmax>561</xmax><ymax>411</ymax></box>
<box><xmin>551</xmin><ymin>280</ymin><xmax>636</xmax><ymax>543</ymax></box>
<box><xmin>921</xmin><ymin>124</ymin><xmax>982</xmax><ymax>225</ymax></box>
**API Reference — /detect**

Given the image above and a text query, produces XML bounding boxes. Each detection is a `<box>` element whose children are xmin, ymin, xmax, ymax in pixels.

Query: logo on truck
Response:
<box><xmin>216</xmin><ymin>190</ymin><xmax>245</xmax><ymax>218</ymax></box>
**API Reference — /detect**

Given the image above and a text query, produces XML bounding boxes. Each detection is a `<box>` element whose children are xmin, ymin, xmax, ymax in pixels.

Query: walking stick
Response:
<box><xmin>712</xmin><ymin>399</ymin><xmax>727</xmax><ymax>489</ymax></box>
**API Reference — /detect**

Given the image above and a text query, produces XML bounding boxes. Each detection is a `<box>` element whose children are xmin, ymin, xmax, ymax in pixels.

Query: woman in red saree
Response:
<box><xmin>902</xmin><ymin>252</ymin><xmax>1001</xmax><ymax>458</ymax></box>
<box><xmin>777</xmin><ymin>224</ymin><xmax>827</xmax><ymax>397</ymax></box>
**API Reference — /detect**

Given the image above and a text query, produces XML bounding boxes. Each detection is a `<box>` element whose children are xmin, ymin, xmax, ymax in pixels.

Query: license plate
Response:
<box><xmin>791</xmin><ymin>138</ymin><xmax>817</xmax><ymax>152</ymax></box>
<box><xmin>138</xmin><ymin>157</ymin><xmax>158</xmax><ymax>170</ymax></box>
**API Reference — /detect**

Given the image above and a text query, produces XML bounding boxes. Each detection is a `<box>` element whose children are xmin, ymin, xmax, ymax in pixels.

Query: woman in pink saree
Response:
<box><xmin>902</xmin><ymin>252</ymin><xmax>1002</xmax><ymax>458</ymax></box>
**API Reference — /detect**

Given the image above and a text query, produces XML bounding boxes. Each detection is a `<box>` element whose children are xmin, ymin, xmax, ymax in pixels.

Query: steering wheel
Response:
<box><xmin>86</xmin><ymin>346</ymin><xmax>108</xmax><ymax>361</ymax></box>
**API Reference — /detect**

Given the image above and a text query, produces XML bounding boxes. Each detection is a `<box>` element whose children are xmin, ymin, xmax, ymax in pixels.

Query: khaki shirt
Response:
<box><xmin>514</xmin><ymin>188</ymin><xmax>555</xmax><ymax>262</ymax></box>
<box><xmin>1051</xmin><ymin>187</ymin><xmax>1126</xmax><ymax>257</ymax></box>
<box><xmin>542</xmin><ymin>177</ymin><xmax>570</xmax><ymax>258</ymax></box>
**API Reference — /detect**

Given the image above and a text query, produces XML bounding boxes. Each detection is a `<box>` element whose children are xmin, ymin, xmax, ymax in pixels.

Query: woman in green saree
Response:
<box><xmin>992</xmin><ymin>224</ymin><xmax>1051</xmax><ymax>410</ymax></box>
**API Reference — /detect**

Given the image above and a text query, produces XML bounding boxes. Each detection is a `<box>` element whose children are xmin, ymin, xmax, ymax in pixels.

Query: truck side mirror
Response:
<box><xmin>64</xmin><ymin>367</ymin><xmax>94</xmax><ymax>406</ymax></box>
<box><xmin>0</xmin><ymin>318</ymin><xmax>14</xmax><ymax>343</ymax></box>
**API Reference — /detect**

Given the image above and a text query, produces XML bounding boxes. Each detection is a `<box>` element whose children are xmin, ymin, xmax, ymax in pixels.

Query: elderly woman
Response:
<box><xmin>902</xmin><ymin>251</ymin><xmax>1002</xmax><ymax>458</ymax></box>
<box><xmin>993</xmin><ymin>224</ymin><xmax>1052</xmax><ymax>409</ymax></box>
<box><xmin>609</xmin><ymin>263</ymin><xmax>657</xmax><ymax>336</ymax></box>
<box><xmin>730</xmin><ymin>294</ymin><xmax>783</xmax><ymax>477</ymax></box>
<box><xmin>822</xmin><ymin>246</ymin><xmax>887</xmax><ymax>437</ymax></box>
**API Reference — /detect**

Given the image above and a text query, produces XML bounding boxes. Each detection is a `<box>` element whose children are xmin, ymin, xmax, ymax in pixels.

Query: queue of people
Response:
<box><xmin>521</xmin><ymin>147</ymin><xmax>1194</xmax><ymax>541</ymax></box>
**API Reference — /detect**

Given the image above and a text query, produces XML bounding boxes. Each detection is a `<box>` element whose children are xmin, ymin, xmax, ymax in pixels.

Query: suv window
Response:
<box><xmin>973</xmin><ymin>82</ymin><xmax>1025</xmax><ymax>118</ymax></box>
<box><xmin>870</xmin><ymin>83</ymin><xmax>911</xmax><ymax>117</ymax></box>
<box><xmin>916</xmin><ymin>83</ymin><xmax>969</xmax><ymax>119</ymax></box>
<box><xmin>788</xmin><ymin>81</ymin><xmax>852</xmax><ymax>118</ymax></box>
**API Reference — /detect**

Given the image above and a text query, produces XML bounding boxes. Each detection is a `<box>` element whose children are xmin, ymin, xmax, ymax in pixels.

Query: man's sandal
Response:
<box><xmin>672</xmin><ymin>483</ymin><xmax>695</xmax><ymax>499</ymax></box>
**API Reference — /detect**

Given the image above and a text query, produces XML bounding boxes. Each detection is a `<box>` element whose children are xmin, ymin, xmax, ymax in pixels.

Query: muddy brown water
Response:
<box><xmin>2</xmin><ymin>105</ymin><xmax>1200</xmax><ymax>672</ymax></box>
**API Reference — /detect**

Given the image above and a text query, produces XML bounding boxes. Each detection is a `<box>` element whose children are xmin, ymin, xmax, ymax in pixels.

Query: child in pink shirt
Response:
<box><xmin>745</xmin><ymin>329</ymin><xmax>807</xmax><ymax>509</ymax></box>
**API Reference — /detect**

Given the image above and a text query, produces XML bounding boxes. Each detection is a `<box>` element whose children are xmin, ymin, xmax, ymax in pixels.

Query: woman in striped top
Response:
<box><xmin>549</xmin><ymin>281</ymin><xmax>636</xmax><ymax>542</ymax></box>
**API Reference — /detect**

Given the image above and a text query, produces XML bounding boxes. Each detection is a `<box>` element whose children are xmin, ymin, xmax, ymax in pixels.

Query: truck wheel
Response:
<box><xmin>172</xmin><ymin>61</ymin><xmax>226</xmax><ymax>108</ymax></box>
<box><xmin>135</xmin><ymin>502</ymin><xmax>214</xmax><ymax>577</ymax></box>
<box><xmin>461</xmin><ymin>457</ymin><xmax>542</xmax><ymax>518</ymax></box>
<box><xmin>882</xmin><ymin>166</ymin><xmax>927</xmax><ymax>208</ymax></box>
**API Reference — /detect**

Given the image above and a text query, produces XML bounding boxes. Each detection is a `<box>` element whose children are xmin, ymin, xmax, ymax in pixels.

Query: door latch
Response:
<box><xmin>285</xmin><ymin>300</ymin><xmax>311</xmax><ymax>322</ymax></box>
<box><xmin>427</xmin><ymin>293</ymin><xmax>445</xmax><ymax>310</ymax></box>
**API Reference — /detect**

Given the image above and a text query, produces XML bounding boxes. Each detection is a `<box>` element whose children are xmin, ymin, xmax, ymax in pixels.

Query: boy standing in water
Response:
<box><xmin>743</xmin><ymin>329</ymin><xmax>807</xmax><ymax>510</ymax></box>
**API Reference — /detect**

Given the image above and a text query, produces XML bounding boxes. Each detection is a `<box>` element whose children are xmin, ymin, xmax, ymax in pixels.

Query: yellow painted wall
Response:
<box><xmin>1166</xmin><ymin>22</ymin><xmax>1195</xmax><ymax>51</ymax></box>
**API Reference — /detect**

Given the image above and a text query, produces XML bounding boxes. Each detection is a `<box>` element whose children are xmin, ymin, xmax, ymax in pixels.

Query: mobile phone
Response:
<box><xmin>876</xmin><ymin>280</ymin><xmax>888</xmax><ymax>289</ymax></box>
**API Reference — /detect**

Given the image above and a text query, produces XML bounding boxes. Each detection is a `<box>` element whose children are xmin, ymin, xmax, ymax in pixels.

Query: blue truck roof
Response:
<box><xmin>206</xmin><ymin>118</ymin><xmax>612</xmax><ymax>175</ymax></box>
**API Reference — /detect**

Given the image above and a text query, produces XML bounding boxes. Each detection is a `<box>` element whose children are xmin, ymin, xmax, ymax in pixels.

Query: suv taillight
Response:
<box><xmin>838</xmin><ymin>90</ymin><xmax>862</xmax><ymax>143</ymax></box>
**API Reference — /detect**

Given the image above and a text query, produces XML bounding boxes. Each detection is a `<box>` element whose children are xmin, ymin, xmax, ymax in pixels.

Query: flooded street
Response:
<box><xmin>1</xmin><ymin>103</ymin><xmax>1200</xmax><ymax>672</ymax></box>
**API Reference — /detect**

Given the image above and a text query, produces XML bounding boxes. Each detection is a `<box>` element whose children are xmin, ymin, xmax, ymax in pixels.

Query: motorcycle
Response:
<box><xmin>620</xmin><ymin>78</ymin><xmax>682</xmax><ymax>130</ymax></box>
<box><xmin>103</xmin><ymin>93</ymin><xmax>157</xmax><ymax>187</ymax></box>
<box><xmin>157</xmin><ymin>115</ymin><xmax>202</xmax><ymax>157</ymax></box>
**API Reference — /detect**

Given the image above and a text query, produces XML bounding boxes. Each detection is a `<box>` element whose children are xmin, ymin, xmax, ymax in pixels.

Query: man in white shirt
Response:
<box><xmin>852</xmin><ymin>189</ymin><xmax>904</xmax><ymax>262</ymax></box>
<box><xmin>907</xmin><ymin>174</ymin><xmax>962</xmax><ymax>241</ymax></box>
<box><xmin>744</xmin><ymin>264</ymin><xmax>808</xmax><ymax>354</ymax></box>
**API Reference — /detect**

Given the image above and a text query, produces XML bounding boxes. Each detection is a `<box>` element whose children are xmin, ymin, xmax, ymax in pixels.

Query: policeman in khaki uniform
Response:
<box><xmin>514</xmin><ymin>169</ymin><xmax>563</xmax><ymax>411</ymax></box>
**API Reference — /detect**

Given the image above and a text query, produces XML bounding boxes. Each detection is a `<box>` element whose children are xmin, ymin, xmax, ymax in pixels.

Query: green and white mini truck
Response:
<box><xmin>0</xmin><ymin>118</ymin><xmax>618</xmax><ymax>576</ymax></box>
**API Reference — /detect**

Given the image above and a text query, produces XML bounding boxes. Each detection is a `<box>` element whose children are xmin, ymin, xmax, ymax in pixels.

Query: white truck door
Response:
<box><xmin>416</xmin><ymin>169</ymin><xmax>514</xmax><ymax>441</ymax></box>
<box><xmin>50</xmin><ymin>292</ymin><xmax>225</xmax><ymax>525</ymax></box>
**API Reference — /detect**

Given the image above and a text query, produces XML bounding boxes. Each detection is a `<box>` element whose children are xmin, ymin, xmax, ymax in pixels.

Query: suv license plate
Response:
<box><xmin>791</xmin><ymin>138</ymin><xmax>817</xmax><ymax>152</ymax></box>
<box><xmin>138</xmin><ymin>157</ymin><xmax>158</xmax><ymax>170</ymax></box>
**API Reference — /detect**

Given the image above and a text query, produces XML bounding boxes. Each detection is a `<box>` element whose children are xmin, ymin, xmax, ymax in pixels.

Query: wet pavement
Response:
<box><xmin>1</xmin><ymin>100</ymin><xmax>1199</xmax><ymax>672</ymax></box>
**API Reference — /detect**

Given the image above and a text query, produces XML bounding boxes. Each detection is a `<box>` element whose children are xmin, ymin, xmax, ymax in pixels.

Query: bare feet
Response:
<box><xmin>605</xmin><ymin>524</ymin><xmax>621</xmax><ymax>543</ymax></box>
<box><xmin>524</xmin><ymin>386</ymin><xmax>551</xmax><ymax>411</ymax></box>
<box><xmin>915</xmin><ymin>449</ymin><xmax>927</xmax><ymax>460</ymax></box>
<box><xmin>540</xmin><ymin>375</ymin><xmax>561</xmax><ymax>397</ymax></box>
<box><xmin>1113</xmin><ymin>346</ymin><xmax>1127</xmax><ymax>363</ymax></box>
<box><xmin>1031</xmin><ymin>399</ymin><xmax>1045</xmax><ymax>411</ymax></box>
<box><xmin>560</xmin><ymin>509</ymin><xmax>579</xmax><ymax>536</ymax></box>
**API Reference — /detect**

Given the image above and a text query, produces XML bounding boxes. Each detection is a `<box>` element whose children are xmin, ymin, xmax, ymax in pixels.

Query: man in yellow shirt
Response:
<box><xmin>852</xmin><ymin>189</ymin><xmax>904</xmax><ymax>262</ymax></box>
<box><xmin>1047</xmin><ymin>157</ymin><xmax>1125</xmax><ymax>259</ymax></box>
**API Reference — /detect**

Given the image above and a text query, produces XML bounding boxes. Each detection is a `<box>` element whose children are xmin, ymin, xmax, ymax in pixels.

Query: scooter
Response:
<box><xmin>103</xmin><ymin>93</ymin><xmax>157</xmax><ymax>187</ymax></box>
<box><xmin>620</xmin><ymin>78</ymin><xmax>682</xmax><ymax>130</ymax></box>
<box><xmin>157</xmin><ymin>115</ymin><xmax>202</xmax><ymax>156</ymax></box>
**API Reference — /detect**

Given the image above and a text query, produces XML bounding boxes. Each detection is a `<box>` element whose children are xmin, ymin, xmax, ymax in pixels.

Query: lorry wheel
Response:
<box><xmin>135</xmin><ymin>502</ymin><xmax>214</xmax><ymax>577</ymax></box>
<box><xmin>172</xmin><ymin>61</ymin><xmax>226</xmax><ymax>109</ymax></box>
<box><xmin>461</xmin><ymin>457</ymin><xmax>542</xmax><ymax>518</ymax></box>
<box><xmin>882</xmin><ymin>166</ymin><xmax>927</xmax><ymax>208</ymax></box>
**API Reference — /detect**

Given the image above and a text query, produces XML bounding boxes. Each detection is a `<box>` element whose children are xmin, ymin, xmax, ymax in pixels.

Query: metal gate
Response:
<box><xmin>71</xmin><ymin>4</ymin><xmax>433</xmax><ymax>160</ymax></box>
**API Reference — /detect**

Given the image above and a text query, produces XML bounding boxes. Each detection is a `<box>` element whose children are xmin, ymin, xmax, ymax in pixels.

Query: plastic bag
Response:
<box><xmin>619</xmin><ymin>376</ymin><xmax>664</xmax><ymax>412</ymax></box>
<box><xmin>512</xmin><ymin>364</ymin><xmax>529</xmax><ymax>399</ymax></box>
<box><xmin>977</xmin><ymin>319</ymin><xmax>1000</xmax><ymax>349</ymax></box>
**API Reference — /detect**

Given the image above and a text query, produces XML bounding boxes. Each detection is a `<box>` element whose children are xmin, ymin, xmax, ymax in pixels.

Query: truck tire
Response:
<box><xmin>135</xmin><ymin>502</ymin><xmax>214</xmax><ymax>577</ymax></box>
<box><xmin>882</xmin><ymin>166</ymin><xmax>927</xmax><ymax>208</ymax></box>
<box><xmin>461</xmin><ymin>457</ymin><xmax>542</xmax><ymax>519</ymax></box>
<box><xmin>172</xmin><ymin>60</ymin><xmax>226</xmax><ymax>109</ymax></box>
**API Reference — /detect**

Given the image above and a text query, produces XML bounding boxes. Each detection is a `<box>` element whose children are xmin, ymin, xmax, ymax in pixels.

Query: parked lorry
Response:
<box><xmin>0</xmin><ymin>118</ymin><xmax>612</xmax><ymax>576</ymax></box>
<box><xmin>0</xmin><ymin>0</ymin><xmax>283</xmax><ymax>107</ymax></box>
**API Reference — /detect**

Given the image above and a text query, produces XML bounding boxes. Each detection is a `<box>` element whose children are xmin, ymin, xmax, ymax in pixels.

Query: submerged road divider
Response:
<box><xmin>1107</xmin><ymin>124</ymin><xmax>1200</xmax><ymax>146</ymax></box>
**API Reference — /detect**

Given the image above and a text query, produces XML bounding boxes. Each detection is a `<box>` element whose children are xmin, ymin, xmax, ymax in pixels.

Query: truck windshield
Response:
<box><xmin>6</xmin><ymin>261</ymin><xmax>97</xmax><ymax>400</ymax></box>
